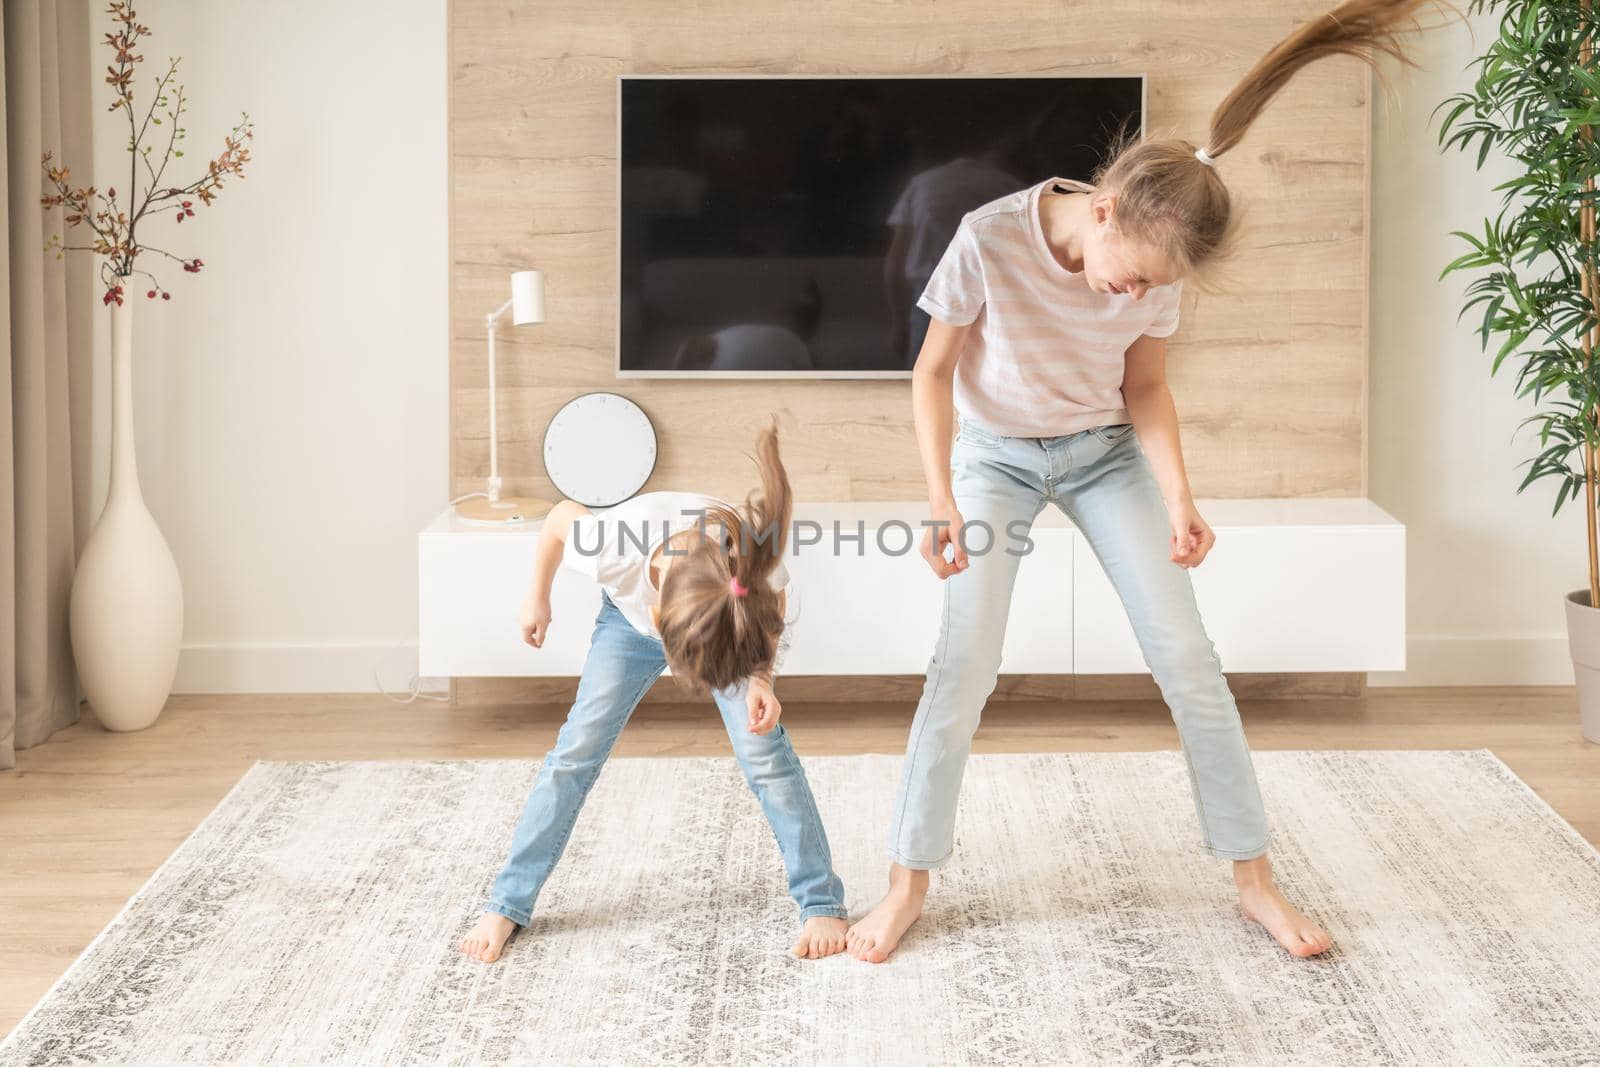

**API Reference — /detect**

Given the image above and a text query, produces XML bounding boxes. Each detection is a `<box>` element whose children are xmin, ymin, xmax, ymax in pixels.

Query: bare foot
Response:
<box><xmin>846</xmin><ymin>864</ymin><xmax>928</xmax><ymax>963</ymax></box>
<box><xmin>457</xmin><ymin>911</ymin><xmax>519</xmax><ymax>963</ymax></box>
<box><xmin>791</xmin><ymin>916</ymin><xmax>848</xmax><ymax>959</ymax></box>
<box><xmin>1234</xmin><ymin>855</ymin><xmax>1331</xmax><ymax>958</ymax></box>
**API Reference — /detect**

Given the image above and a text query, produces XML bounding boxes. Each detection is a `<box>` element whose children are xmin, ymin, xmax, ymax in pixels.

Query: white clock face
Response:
<box><xmin>543</xmin><ymin>392</ymin><xmax>658</xmax><ymax>507</ymax></box>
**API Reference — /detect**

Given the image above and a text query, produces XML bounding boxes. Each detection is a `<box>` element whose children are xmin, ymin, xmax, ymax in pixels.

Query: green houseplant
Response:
<box><xmin>1437</xmin><ymin>0</ymin><xmax>1600</xmax><ymax>740</ymax></box>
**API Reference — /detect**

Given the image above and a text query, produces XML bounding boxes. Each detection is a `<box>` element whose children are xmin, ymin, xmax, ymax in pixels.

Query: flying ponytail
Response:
<box><xmin>1204</xmin><ymin>0</ymin><xmax>1446</xmax><ymax>162</ymax></box>
<box><xmin>1092</xmin><ymin>1</ymin><xmax>1458</xmax><ymax>279</ymax></box>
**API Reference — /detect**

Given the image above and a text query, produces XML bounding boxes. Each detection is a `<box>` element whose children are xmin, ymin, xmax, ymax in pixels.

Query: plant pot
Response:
<box><xmin>68</xmin><ymin>298</ymin><xmax>183</xmax><ymax>732</ymax></box>
<box><xmin>1562</xmin><ymin>588</ymin><xmax>1600</xmax><ymax>744</ymax></box>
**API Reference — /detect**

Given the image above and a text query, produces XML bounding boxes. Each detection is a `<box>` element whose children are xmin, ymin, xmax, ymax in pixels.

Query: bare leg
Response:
<box><xmin>846</xmin><ymin>864</ymin><xmax>929</xmax><ymax>963</ymax></box>
<box><xmin>1234</xmin><ymin>854</ymin><xmax>1331</xmax><ymax>957</ymax></box>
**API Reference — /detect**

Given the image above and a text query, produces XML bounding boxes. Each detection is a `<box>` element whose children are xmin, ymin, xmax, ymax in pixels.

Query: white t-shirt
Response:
<box><xmin>559</xmin><ymin>491</ymin><xmax>792</xmax><ymax>644</ymax></box>
<box><xmin>917</xmin><ymin>176</ymin><xmax>1184</xmax><ymax>438</ymax></box>
<box><xmin>887</xmin><ymin>157</ymin><xmax>1023</xmax><ymax>283</ymax></box>
<box><xmin>709</xmin><ymin>324</ymin><xmax>813</xmax><ymax>371</ymax></box>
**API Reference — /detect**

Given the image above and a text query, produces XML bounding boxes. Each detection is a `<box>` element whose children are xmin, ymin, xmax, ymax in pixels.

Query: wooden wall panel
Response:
<box><xmin>449</xmin><ymin>0</ymin><xmax>1373</xmax><ymax>506</ymax></box>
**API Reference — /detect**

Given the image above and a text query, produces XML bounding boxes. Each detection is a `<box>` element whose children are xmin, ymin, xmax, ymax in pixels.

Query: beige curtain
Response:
<box><xmin>2</xmin><ymin>0</ymin><xmax>95</xmax><ymax>770</ymax></box>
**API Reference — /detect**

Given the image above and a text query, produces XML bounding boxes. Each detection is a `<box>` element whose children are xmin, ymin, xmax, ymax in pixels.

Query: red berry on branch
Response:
<box><xmin>161</xmin><ymin>292</ymin><xmax>171</xmax><ymax>300</ymax></box>
<box><xmin>108</xmin><ymin>187</ymin><xmax>116</xmax><ymax>197</ymax></box>
<box><xmin>147</xmin><ymin>290</ymin><xmax>155</xmax><ymax>298</ymax></box>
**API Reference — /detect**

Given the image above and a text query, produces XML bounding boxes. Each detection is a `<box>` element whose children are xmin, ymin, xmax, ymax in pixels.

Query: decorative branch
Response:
<box><xmin>38</xmin><ymin>2</ymin><xmax>253</xmax><ymax>305</ymax></box>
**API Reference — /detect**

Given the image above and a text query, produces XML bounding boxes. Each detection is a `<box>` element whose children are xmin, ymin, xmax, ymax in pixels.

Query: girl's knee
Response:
<box><xmin>929</xmin><ymin>627</ymin><xmax>1005</xmax><ymax>686</ymax></box>
<box><xmin>733</xmin><ymin>732</ymin><xmax>801</xmax><ymax>785</ymax></box>
<box><xmin>547</xmin><ymin>721</ymin><xmax>621</xmax><ymax>771</ymax></box>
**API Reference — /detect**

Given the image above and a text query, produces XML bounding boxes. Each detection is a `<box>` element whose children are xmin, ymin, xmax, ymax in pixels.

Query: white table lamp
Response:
<box><xmin>454</xmin><ymin>270</ymin><xmax>552</xmax><ymax>524</ymax></box>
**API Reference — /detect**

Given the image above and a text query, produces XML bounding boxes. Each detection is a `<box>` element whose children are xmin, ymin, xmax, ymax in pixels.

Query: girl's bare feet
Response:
<box><xmin>846</xmin><ymin>864</ymin><xmax>928</xmax><ymax>963</ymax></box>
<box><xmin>1234</xmin><ymin>854</ymin><xmax>1331</xmax><ymax>958</ymax></box>
<box><xmin>791</xmin><ymin>916</ymin><xmax>849</xmax><ymax>959</ymax></box>
<box><xmin>458</xmin><ymin>911</ymin><xmax>519</xmax><ymax>963</ymax></box>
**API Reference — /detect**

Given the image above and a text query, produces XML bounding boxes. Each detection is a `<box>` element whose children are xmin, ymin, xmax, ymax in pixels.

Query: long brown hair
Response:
<box><xmin>1091</xmin><ymin>0</ymin><xmax>1457</xmax><ymax>288</ymax></box>
<box><xmin>657</xmin><ymin>422</ymin><xmax>793</xmax><ymax>694</ymax></box>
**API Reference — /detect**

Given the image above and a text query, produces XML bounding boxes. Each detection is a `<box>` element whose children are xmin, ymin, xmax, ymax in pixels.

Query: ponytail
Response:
<box><xmin>730</xmin><ymin>422</ymin><xmax>792</xmax><ymax>596</ymax></box>
<box><xmin>1204</xmin><ymin>0</ymin><xmax>1445</xmax><ymax>162</ymax></box>
<box><xmin>657</xmin><ymin>421</ymin><xmax>793</xmax><ymax>694</ymax></box>
<box><xmin>1093</xmin><ymin>1</ymin><xmax>1457</xmax><ymax>281</ymax></box>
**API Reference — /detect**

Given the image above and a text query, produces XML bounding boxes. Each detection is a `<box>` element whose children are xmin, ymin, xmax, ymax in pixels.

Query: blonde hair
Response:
<box><xmin>1090</xmin><ymin>0</ymin><xmax>1456</xmax><ymax>290</ymax></box>
<box><xmin>657</xmin><ymin>422</ymin><xmax>792</xmax><ymax>694</ymax></box>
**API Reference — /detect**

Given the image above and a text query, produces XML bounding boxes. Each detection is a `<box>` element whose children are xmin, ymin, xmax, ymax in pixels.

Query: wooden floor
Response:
<box><xmin>2</xmin><ymin>686</ymin><xmax>1596</xmax><ymax>1036</ymax></box>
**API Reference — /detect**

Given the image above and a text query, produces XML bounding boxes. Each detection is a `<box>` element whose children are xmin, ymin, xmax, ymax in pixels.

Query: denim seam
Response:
<box><xmin>1156</xmin><ymin>618</ymin><xmax>1218</xmax><ymax>854</ymax></box>
<box><xmin>484</xmin><ymin>900</ymin><xmax>532</xmax><ymax>926</ymax></box>
<box><xmin>1091</xmin><ymin>424</ymin><xmax>1134</xmax><ymax>445</ymax></box>
<box><xmin>774</xmin><ymin>730</ymin><xmax>847</xmax><ymax>916</ymax></box>
<box><xmin>1207</xmin><ymin>835</ymin><xmax>1271</xmax><ymax>861</ymax></box>
<box><xmin>890</xmin><ymin>568</ymin><xmax>954</xmax><ymax>859</ymax></box>
<box><xmin>887</xmin><ymin>844</ymin><xmax>954</xmax><ymax>871</ymax></box>
<box><xmin>1174</xmin><ymin>729</ymin><xmax>1217</xmax><ymax>854</ymax></box>
<box><xmin>956</xmin><ymin>431</ymin><xmax>1002</xmax><ymax>450</ymax></box>
<box><xmin>798</xmin><ymin>904</ymin><xmax>851</xmax><ymax>922</ymax></box>
<box><xmin>1066</xmin><ymin>494</ymin><xmax>1221</xmax><ymax>854</ymax></box>
<box><xmin>500</xmin><ymin>661</ymin><xmax>663</xmax><ymax>924</ymax></box>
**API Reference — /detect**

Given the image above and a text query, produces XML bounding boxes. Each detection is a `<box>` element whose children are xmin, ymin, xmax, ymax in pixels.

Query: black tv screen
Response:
<box><xmin>617</xmin><ymin>75</ymin><xmax>1145</xmax><ymax>377</ymax></box>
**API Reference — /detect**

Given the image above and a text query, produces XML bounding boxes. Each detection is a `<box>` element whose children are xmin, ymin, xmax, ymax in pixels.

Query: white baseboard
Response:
<box><xmin>1369</xmin><ymin>635</ymin><xmax>1575</xmax><ymax>687</ymax></box>
<box><xmin>175</xmin><ymin>642</ymin><xmax>449</xmax><ymax>695</ymax></box>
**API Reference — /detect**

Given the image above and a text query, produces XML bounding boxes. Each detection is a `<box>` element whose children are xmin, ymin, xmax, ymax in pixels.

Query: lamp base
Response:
<box><xmin>454</xmin><ymin>495</ymin><xmax>553</xmax><ymax>524</ymax></box>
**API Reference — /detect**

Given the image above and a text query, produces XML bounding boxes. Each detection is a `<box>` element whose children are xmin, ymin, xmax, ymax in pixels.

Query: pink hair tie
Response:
<box><xmin>729</xmin><ymin>576</ymin><xmax>749</xmax><ymax>598</ymax></box>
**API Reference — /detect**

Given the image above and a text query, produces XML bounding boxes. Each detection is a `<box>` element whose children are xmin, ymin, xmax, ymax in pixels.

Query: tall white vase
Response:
<box><xmin>69</xmin><ymin>297</ymin><xmax>184</xmax><ymax>732</ymax></box>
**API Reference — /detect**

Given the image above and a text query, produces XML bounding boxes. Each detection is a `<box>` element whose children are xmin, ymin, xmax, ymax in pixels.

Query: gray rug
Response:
<box><xmin>3</xmin><ymin>751</ymin><xmax>1599</xmax><ymax>1065</ymax></box>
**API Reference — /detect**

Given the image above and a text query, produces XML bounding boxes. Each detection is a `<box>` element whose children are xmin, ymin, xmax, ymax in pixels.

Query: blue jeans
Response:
<box><xmin>487</xmin><ymin>594</ymin><xmax>848</xmax><ymax>925</ymax></box>
<box><xmin>890</xmin><ymin>418</ymin><xmax>1271</xmax><ymax>868</ymax></box>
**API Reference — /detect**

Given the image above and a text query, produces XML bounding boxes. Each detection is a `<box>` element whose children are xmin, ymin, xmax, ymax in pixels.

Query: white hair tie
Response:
<box><xmin>1195</xmin><ymin>146</ymin><xmax>1216</xmax><ymax>167</ymax></box>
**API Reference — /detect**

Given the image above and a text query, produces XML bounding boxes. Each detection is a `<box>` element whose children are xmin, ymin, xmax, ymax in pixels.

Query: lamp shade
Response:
<box><xmin>511</xmin><ymin>270</ymin><xmax>544</xmax><ymax>326</ymax></box>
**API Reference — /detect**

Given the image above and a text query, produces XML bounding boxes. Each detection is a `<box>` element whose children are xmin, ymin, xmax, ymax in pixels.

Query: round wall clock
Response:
<box><xmin>542</xmin><ymin>392</ymin><xmax>657</xmax><ymax>507</ymax></box>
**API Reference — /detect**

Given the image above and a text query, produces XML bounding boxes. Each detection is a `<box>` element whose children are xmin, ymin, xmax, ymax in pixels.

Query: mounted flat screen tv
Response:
<box><xmin>617</xmin><ymin>75</ymin><xmax>1145</xmax><ymax>378</ymax></box>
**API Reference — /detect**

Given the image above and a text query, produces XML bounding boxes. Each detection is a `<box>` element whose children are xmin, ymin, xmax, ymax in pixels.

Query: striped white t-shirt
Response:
<box><xmin>917</xmin><ymin>176</ymin><xmax>1183</xmax><ymax>438</ymax></box>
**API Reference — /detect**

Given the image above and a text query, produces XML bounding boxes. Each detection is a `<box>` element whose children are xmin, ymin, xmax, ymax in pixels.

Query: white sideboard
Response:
<box><xmin>419</xmin><ymin>499</ymin><xmax>1404</xmax><ymax>678</ymax></box>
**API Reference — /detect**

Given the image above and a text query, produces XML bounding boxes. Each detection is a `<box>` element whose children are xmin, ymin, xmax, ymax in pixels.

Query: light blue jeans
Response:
<box><xmin>487</xmin><ymin>594</ymin><xmax>848</xmax><ymax>926</ymax></box>
<box><xmin>890</xmin><ymin>417</ymin><xmax>1271</xmax><ymax>868</ymax></box>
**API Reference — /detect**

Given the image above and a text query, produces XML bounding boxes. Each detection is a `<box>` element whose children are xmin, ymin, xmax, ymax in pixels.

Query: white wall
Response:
<box><xmin>1370</xmin><ymin>9</ymin><xmax>1583</xmax><ymax>686</ymax></box>
<box><xmin>78</xmin><ymin>3</ymin><xmax>1569</xmax><ymax>693</ymax></box>
<box><xmin>86</xmin><ymin>0</ymin><xmax>449</xmax><ymax>693</ymax></box>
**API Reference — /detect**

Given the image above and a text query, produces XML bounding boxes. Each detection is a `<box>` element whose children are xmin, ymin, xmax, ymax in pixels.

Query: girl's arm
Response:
<box><xmin>520</xmin><ymin>498</ymin><xmax>590</xmax><ymax>647</ymax></box>
<box><xmin>745</xmin><ymin>590</ymin><xmax>785</xmax><ymax>733</ymax></box>
<box><xmin>1121</xmin><ymin>332</ymin><xmax>1213</xmax><ymax>568</ymax></box>
<box><xmin>911</xmin><ymin>317</ymin><xmax>977</xmax><ymax>578</ymax></box>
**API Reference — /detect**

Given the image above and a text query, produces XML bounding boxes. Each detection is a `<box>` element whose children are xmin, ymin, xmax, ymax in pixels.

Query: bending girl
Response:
<box><xmin>459</xmin><ymin>425</ymin><xmax>849</xmax><ymax>962</ymax></box>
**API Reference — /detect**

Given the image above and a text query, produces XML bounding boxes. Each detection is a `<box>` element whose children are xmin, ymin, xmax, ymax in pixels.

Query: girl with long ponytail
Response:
<box><xmin>848</xmin><ymin>0</ymin><xmax>1454</xmax><ymax>964</ymax></box>
<box><xmin>458</xmin><ymin>422</ymin><xmax>851</xmax><ymax>963</ymax></box>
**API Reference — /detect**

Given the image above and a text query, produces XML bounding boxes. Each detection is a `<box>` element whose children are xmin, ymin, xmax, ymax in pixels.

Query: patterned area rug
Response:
<box><xmin>3</xmin><ymin>750</ymin><xmax>1599</xmax><ymax>1065</ymax></box>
